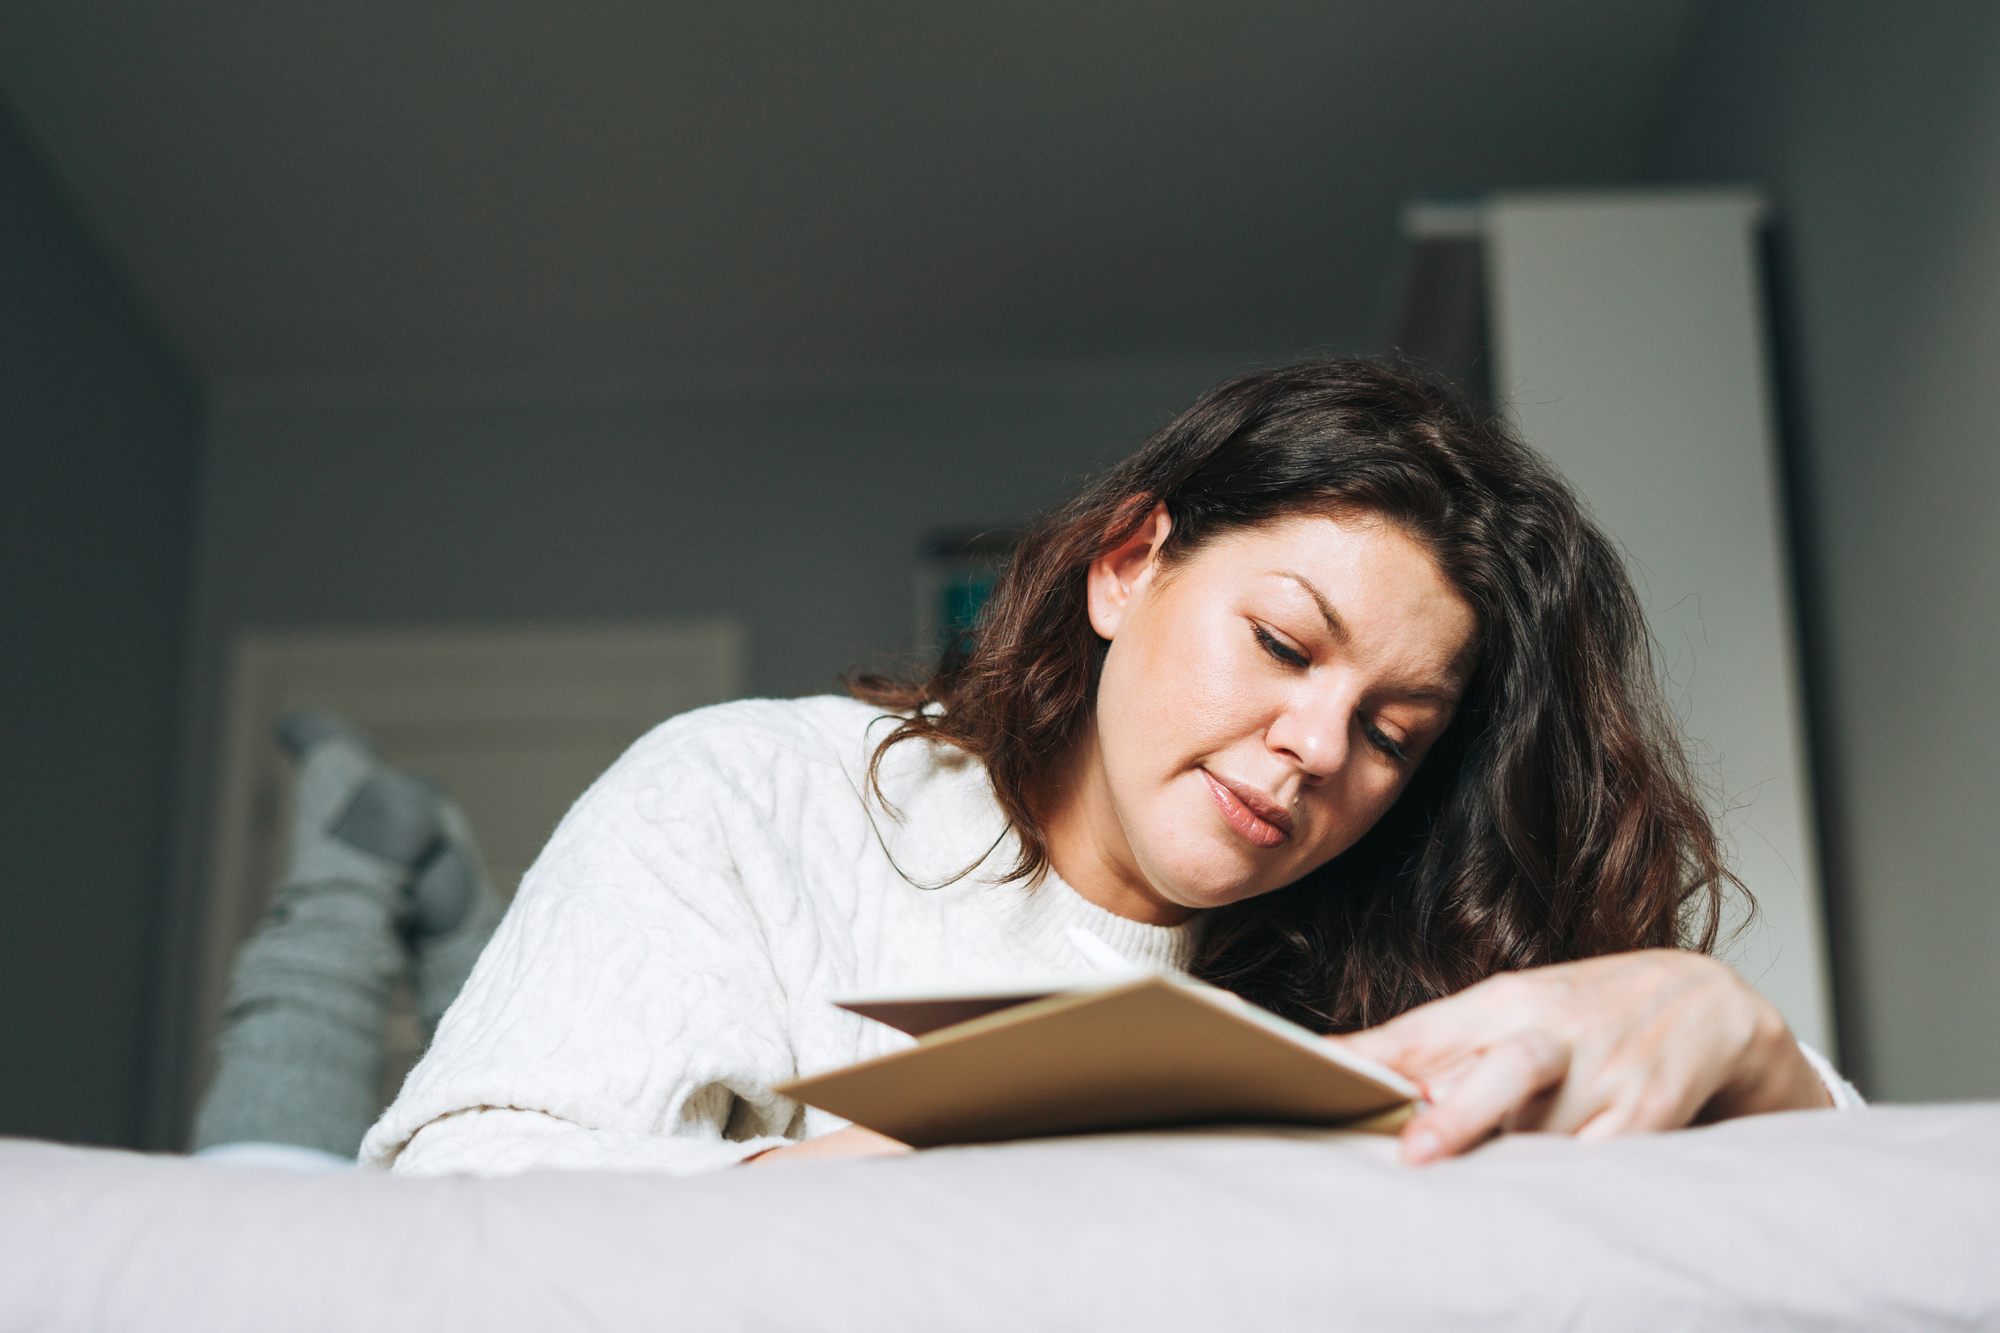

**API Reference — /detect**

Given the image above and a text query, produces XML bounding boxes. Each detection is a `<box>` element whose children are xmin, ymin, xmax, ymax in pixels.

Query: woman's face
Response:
<box><xmin>1047</xmin><ymin>504</ymin><xmax>1478</xmax><ymax>926</ymax></box>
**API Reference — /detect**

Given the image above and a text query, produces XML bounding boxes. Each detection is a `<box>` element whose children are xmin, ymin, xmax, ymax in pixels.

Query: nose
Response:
<box><xmin>1265</xmin><ymin>683</ymin><xmax>1357</xmax><ymax>782</ymax></box>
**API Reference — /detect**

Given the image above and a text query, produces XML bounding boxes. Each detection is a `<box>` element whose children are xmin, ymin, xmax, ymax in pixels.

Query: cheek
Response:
<box><xmin>1100</xmin><ymin>612</ymin><xmax>1261</xmax><ymax>772</ymax></box>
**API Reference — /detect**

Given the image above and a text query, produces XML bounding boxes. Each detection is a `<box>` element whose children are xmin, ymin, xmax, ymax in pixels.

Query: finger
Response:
<box><xmin>1341</xmin><ymin>998</ymin><xmax>1503</xmax><ymax>1078</ymax></box>
<box><xmin>1543</xmin><ymin>1010</ymin><xmax>1739</xmax><ymax>1140</ymax></box>
<box><xmin>1501</xmin><ymin>1081</ymin><xmax>1562</xmax><ymax>1134</ymax></box>
<box><xmin>1407</xmin><ymin>1050</ymin><xmax>1485</xmax><ymax>1105</ymax></box>
<box><xmin>1331</xmin><ymin>1029</ymin><xmax>1478</xmax><ymax>1107</ymax></box>
<box><xmin>1342</xmin><ymin>972</ymin><xmax>1546</xmax><ymax>1079</ymax></box>
<box><xmin>1401</xmin><ymin>1032</ymin><xmax>1569</xmax><ymax>1165</ymax></box>
<box><xmin>1564</xmin><ymin>1060</ymin><xmax>1717</xmax><ymax>1142</ymax></box>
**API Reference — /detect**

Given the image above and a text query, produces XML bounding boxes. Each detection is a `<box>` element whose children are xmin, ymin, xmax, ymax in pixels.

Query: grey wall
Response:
<box><xmin>1653</xmin><ymin>1</ymin><xmax>2000</xmax><ymax>1099</ymax></box>
<box><xmin>147</xmin><ymin>358</ymin><xmax>1262</xmax><ymax>1143</ymax></box>
<box><xmin>0</xmin><ymin>97</ymin><xmax>203</xmax><ymax>1145</ymax></box>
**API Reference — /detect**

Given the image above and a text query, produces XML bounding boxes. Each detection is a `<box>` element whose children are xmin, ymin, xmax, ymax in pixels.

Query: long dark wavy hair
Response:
<box><xmin>851</xmin><ymin>358</ymin><xmax>1738</xmax><ymax>1033</ymax></box>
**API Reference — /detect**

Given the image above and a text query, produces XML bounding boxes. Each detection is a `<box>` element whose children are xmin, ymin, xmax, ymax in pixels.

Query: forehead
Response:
<box><xmin>1193</xmin><ymin>511</ymin><xmax>1431</xmax><ymax>582</ymax></box>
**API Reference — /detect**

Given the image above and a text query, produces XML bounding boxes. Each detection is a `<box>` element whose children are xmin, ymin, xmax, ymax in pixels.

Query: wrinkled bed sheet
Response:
<box><xmin>4</xmin><ymin>1104</ymin><xmax>1996</xmax><ymax>1332</ymax></box>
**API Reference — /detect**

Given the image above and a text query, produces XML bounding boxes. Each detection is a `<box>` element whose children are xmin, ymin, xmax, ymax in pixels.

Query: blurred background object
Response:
<box><xmin>916</xmin><ymin>529</ymin><xmax>1022</xmax><ymax>663</ymax></box>
<box><xmin>1419</xmin><ymin>189</ymin><xmax>1834</xmax><ymax>1055</ymax></box>
<box><xmin>3</xmin><ymin>0</ymin><xmax>1998</xmax><ymax>1153</ymax></box>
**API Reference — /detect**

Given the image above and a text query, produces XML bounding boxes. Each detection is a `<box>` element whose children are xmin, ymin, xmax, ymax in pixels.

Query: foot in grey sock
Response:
<box><xmin>277</xmin><ymin>710</ymin><xmax>444</xmax><ymax>888</ymax></box>
<box><xmin>406</xmin><ymin>796</ymin><xmax>506</xmax><ymax>1041</ymax></box>
<box><xmin>191</xmin><ymin>710</ymin><xmax>446</xmax><ymax>1157</ymax></box>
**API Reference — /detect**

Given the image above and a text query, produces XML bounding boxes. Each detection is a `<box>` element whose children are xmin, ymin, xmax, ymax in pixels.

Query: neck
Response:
<box><xmin>1038</xmin><ymin>721</ymin><xmax>1197</xmax><ymax>929</ymax></box>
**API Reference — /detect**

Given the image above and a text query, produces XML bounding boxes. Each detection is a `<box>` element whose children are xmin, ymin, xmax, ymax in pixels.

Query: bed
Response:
<box><xmin>5</xmin><ymin>1103</ymin><xmax>1996</xmax><ymax>1330</ymax></box>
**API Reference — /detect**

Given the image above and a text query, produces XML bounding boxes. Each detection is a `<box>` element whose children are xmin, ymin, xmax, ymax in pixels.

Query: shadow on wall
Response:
<box><xmin>0</xmin><ymin>94</ymin><xmax>203</xmax><ymax>1149</ymax></box>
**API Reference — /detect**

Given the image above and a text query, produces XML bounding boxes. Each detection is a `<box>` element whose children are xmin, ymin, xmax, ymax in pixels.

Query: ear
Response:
<box><xmin>1086</xmin><ymin>502</ymin><xmax>1173</xmax><ymax>640</ymax></box>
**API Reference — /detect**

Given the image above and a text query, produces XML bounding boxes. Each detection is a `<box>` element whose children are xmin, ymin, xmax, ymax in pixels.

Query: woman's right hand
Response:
<box><xmin>1337</xmin><ymin>949</ymin><xmax>1830</xmax><ymax>1164</ymax></box>
<box><xmin>744</xmin><ymin>1124</ymin><xmax>912</xmax><ymax>1165</ymax></box>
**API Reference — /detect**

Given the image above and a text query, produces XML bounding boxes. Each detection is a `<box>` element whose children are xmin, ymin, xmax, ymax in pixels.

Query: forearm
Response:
<box><xmin>1795</xmin><ymin>1040</ymin><xmax>1866</xmax><ymax>1109</ymax></box>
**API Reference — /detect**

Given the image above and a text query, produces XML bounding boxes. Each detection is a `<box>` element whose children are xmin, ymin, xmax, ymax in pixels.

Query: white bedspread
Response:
<box><xmin>5</xmin><ymin>1105</ymin><xmax>1997</xmax><ymax>1331</ymax></box>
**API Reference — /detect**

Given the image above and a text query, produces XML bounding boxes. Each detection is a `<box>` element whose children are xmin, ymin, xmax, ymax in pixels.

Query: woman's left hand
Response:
<box><xmin>1337</xmin><ymin>949</ymin><xmax>1833</xmax><ymax>1165</ymax></box>
<box><xmin>744</xmin><ymin>1124</ymin><xmax>912</xmax><ymax>1165</ymax></box>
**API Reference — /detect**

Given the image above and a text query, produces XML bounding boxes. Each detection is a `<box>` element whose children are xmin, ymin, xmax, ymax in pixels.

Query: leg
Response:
<box><xmin>191</xmin><ymin>713</ymin><xmax>441</xmax><ymax>1158</ymax></box>
<box><xmin>407</xmin><ymin>797</ymin><xmax>507</xmax><ymax>1042</ymax></box>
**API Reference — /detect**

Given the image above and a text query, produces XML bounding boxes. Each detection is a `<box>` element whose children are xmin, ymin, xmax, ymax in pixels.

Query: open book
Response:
<box><xmin>774</xmin><ymin>971</ymin><xmax>1421</xmax><ymax>1149</ymax></box>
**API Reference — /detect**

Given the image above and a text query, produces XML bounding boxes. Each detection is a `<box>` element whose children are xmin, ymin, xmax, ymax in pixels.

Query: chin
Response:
<box><xmin>1144</xmin><ymin>825</ymin><xmax>1334</xmax><ymax>913</ymax></box>
<box><xmin>1145</xmin><ymin>849</ymin><xmax>1291</xmax><ymax>912</ymax></box>
<box><xmin>1190</xmin><ymin>877</ymin><xmax>1289</xmax><ymax>911</ymax></box>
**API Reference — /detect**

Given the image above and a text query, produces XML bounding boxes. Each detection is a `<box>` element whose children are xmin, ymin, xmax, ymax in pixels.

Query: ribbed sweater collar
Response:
<box><xmin>1009</xmin><ymin>870</ymin><xmax>1203</xmax><ymax>974</ymax></box>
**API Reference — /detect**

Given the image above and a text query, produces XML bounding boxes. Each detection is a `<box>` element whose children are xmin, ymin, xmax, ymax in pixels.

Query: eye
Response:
<box><xmin>1251</xmin><ymin>623</ymin><xmax>1309</xmax><ymax>668</ymax></box>
<box><xmin>1365</xmin><ymin>722</ymin><xmax>1411</xmax><ymax>764</ymax></box>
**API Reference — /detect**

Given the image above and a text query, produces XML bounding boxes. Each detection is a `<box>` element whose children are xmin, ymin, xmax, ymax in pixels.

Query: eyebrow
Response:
<box><xmin>1269</xmin><ymin>569</ymin><xmax>1466</xmax><ymax>704</ymax></box>
<box><xmin>1275</xmin><ymin>569</ymin><xmax>1348</xmax><ymax>642</ymax></box>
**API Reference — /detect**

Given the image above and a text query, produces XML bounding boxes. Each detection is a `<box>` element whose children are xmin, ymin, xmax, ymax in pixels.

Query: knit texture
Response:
<box><xmin>362</xmin><ymin>696</ymin><xmax>1199</xmax><ymax>1176</ymax></box>
<box><xmin>361</xmin><ymin>695</ymin><xmax>1858</xmax><ymax>1176</ymax></box>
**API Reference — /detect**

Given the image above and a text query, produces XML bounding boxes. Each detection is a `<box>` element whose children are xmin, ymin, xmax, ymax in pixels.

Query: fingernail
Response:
<box><xmin>1404</xmin><ymin>1126</ymin><xmax>1443</xmax><ymax>1165</ymax></box>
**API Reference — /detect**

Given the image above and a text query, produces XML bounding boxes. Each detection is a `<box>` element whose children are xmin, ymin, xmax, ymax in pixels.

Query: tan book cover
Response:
<box><xmin>775</xmin><ymin>974</ymin><xmax>1420</xmax><ymax>1148</ymax></box>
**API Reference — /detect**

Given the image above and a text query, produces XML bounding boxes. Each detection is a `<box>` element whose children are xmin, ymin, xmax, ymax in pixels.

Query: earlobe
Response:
<box><xmin>1085</xmin><ymin>502</ymin><xmax>1172</xmax><ymax>640</ymax></box>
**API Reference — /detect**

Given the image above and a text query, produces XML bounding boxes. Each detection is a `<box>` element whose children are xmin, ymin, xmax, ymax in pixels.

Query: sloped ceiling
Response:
<box><xmin>0</xmin><ymin>0</ymin><xmax>1699</xmax><ymax>378</ymax></box>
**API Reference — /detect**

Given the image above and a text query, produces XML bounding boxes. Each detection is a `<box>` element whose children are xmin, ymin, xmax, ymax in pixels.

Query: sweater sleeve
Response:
<box><xmin>387</xmin><ymin>1107</ymin><xmax>787</xmax><ymax>1175</ymax></box>
<box><xmin>1797</xmin><ymin>1039</ymin><xmax>1866</xmax><ymax>1110</ymax></box>
<box><xmin>358</xmin><ymin>714</ymin><xmax>831</xmax><ymax>1177</ymax></box>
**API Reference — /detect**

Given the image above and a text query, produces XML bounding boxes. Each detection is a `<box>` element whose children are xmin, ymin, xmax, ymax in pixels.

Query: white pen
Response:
<box><xmin>1064</xmin><ymin>924</ymin><xmax>1143</xmax><ymax>975</ymax></box>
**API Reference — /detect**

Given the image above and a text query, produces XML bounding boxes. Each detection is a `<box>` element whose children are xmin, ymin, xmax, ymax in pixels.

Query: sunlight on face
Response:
<box><xmin>1046</xmin><ymin>505</ymin><xmax>1479</xmax><ymax>926</ymax></box>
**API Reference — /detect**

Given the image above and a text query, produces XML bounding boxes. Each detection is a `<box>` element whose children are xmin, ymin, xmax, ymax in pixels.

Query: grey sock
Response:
<box><xmin>407</xmin><ymin>799</ymin><xmax>506</xmax><ymax>1040</ymax></box>
<box><xmin>191</xmin><ymin>878</ymin><xmax>405</xmax><ymax>1157</ymax></box>
<box><xmin>281</xmin><ymin>717</ymin><xmax>442</xmax><ymax>893</ymax></box>
<box><xmin>273</xmin><ymin>708</ymin><xmax>355</xmax><ymax>760</ymax></box>
<box><xmin>190</xmin><ymin>710</ymin><xmax>445</xmax><ymax>1156</ymax></box>
<box><xmin>330</xmin><ymin>770</ymin><xmax>444</xmax><ymax>869</ymax></box>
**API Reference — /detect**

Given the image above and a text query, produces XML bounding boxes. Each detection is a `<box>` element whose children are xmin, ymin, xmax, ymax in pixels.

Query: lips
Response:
<box><xmin>1200</xmin><ymin>769</ymin><xmax>1292</xmax><ymax>849</ymax></box>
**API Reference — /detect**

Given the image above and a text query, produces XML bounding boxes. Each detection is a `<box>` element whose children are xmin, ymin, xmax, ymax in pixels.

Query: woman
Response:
<box><xmin>361</xmin><ymin>359</ymin><xmax>1849</xmax><ymax>1176</ymax></box>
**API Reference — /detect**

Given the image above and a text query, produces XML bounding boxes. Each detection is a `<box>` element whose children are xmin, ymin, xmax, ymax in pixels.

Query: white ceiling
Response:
<box><xmin>0</xmin><ymin>0</ymin><xmax>1700</xmax><ymax>379</ymax></box>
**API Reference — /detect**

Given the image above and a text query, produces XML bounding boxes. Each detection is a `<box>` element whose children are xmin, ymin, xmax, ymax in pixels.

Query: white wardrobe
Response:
<box><xmin>1396</xmin><ymin>188</ymin><xmax>1837</xmax><ymax>1053</ymax></box>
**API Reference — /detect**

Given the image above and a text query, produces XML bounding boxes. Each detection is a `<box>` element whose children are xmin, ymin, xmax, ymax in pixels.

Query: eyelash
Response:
<box><xmin>1251</xmin><ymin>623</ymin><xmax>1308</xmax><ymax>667</ymax></box>
<box><xmin>1252</xmin><ymin>623</ymin><xmax>1410</xmax><ymax>763</ymax></box>
<box><xmin>1366</xmin><ymin>725</ymin><xmax>1410</xmax><ymax>763</ymax></box>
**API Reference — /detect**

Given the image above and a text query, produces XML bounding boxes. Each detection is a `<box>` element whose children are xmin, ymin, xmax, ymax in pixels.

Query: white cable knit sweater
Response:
<box><xmin>361</xmin><ymin>696</ymin><xmax>1201</xmax><ymax>1176</ymax></box>
<box><xmin>362</xmin><ymin>695</ymin><xmax>1859</xmax><ymax>1177</ymax></box>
